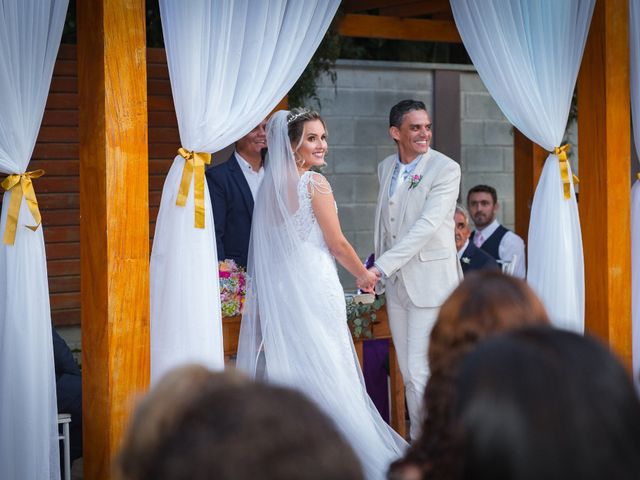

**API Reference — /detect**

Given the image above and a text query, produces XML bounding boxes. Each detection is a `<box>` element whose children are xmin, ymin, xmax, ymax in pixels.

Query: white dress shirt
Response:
<box><xmin>457</xmin><ymin>239</ymin><xmax>469</xmax><ymax>259</ymax></box>
<box><xmin>236</xmin><ymin>152</ymin><xmax>264</xmax><ymax>200</ymax></box>
<box><xmin>475</xmin><ymin>219</ymin><xmax>526</xmax><ymax>278</ymax></box>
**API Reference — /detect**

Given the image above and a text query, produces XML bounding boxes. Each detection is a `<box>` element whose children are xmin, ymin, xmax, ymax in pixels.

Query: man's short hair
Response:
<box><xmin>467</xmin><ymin>184</ymin><xmax>498</xmax><ymax>205</ymax></box>
<box><xmin>455</xmin><ymin>204</ymin><xmax>470</xmax><ymax>225</ymax></box>
<box><xmin>389</xmin><ymin>99</ymin><xmax>427</xmax><ymax>128</ymax></box>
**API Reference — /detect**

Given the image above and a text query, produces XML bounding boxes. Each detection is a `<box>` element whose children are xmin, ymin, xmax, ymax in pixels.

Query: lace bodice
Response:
<box><xmin>237</xmin><ymin>112</ymin><xmax>408</xmax><ymax>479</ymax></box>
<box><xmin>293</xmin><ymin>171</ymin><xmax>333</xmax><ymax>251</ymax></box>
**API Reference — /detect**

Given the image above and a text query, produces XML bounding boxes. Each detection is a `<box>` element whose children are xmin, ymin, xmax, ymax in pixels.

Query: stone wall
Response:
<box><xmin>459</xmin><ymin>72</ymin><xmax>516</xmax><ymax>230</ymax></box>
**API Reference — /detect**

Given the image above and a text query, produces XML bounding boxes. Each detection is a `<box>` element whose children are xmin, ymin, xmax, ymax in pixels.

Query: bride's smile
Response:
<box><xmin>294</xmin><ymin>119</ymin><xmax>327</xmax><ymax>171</ymax></box>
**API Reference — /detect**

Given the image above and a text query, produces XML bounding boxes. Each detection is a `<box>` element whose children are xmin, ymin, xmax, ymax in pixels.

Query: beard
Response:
<box><xmin>472</xmin><ymin>213</ymin><xmax>491</xmax><ymax>227</ymax></box>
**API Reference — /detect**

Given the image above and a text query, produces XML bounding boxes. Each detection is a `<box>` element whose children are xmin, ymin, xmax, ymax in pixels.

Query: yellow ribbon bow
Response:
<box><xmin>553</xmin><ymin>144</ymin><xmax>575</xmax><ymax>200</ymax></box>
<box><xmin>1</xmin><ymin>169</ymin><xmax>45</xmax><ymax>245</ymax></box>
<box><xmin>176</xmin><ymin>148</ymin><xmax>212</xmax><ymax>228</ymax></box>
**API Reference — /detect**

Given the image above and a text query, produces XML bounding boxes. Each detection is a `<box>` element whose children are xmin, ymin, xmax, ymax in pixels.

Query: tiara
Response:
<box><xmin>287</xmin><ymin>109</ymin><xmax>309</xmax><ymax>125</ymax></box>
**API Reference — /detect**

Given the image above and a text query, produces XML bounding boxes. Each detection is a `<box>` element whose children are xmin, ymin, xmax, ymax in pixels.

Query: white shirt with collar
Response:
<box><xmin>235</xmin><ymin>152</ymin><xmax>264</xmax><ymax>200</ymax></box>
<box><xmin>457</xmin><ymin>239</ymin><xmax>469</xmax><ymax>259</ymax></box>
<box><xmin>475</xmin><ymin>219</ymin><xmax>526</xmax><ymax>278</ymax></box>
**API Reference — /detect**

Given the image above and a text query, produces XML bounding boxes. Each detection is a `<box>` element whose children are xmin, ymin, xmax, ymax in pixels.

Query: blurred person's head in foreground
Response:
<box><xmin>453</xmin><ymin>327</ymin><xmax>640</xmax><ymax>480</ymax></box>
<box><xmin>116</xmin><ymin>365</ymin><xmax>364</xmax><ymax>480</ymax></box>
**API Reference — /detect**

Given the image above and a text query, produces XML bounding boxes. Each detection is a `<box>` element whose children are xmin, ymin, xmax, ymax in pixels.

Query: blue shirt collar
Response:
<box><xmin>396</xmin><ymin>154</ymin><xmax>422</xmax><ymax>174</ymax></box>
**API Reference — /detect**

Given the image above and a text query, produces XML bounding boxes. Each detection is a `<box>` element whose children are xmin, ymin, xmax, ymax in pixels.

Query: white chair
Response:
<box><xmin>58</xmin><ymin>413</ymin><xmax>71</xmax><ymax>480</ymax></box>
<box><xmin>498</xmin><ymin>254</ymin><xmax>517</xmax><ymax>276</ymax></box>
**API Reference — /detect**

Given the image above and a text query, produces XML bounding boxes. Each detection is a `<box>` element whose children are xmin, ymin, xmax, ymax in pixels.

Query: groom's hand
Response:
<box><xmin>368</xmin><ymin>266</ymin><xmax>382</xmax><ymax>278</ymax></box>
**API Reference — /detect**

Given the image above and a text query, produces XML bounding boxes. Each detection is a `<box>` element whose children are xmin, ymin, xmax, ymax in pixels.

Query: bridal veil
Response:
<box><xmin>237</xmin><ymin>110</ymin><xmax>406</xmax><ymax>480</ymax></box>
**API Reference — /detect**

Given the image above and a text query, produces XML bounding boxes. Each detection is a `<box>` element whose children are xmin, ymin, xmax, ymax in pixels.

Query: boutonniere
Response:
<box><xmin>461</xmin><ymin>257</ymin><xmax>470</xmax><ymax>264</ymax></box>
<box><xmin>408</xmin><ymin>174</ymin><xmax>423</xmax><ymax>190</ymax></box>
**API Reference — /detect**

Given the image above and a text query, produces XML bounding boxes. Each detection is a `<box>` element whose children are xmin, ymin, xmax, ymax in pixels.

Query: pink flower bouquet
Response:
<box><xmin>218</xmin><ymin>259</ymin><xmax>246</xmax><ymax>317</ymax></box>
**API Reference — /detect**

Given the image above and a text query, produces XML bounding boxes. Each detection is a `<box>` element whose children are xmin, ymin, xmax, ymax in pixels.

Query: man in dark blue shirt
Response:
<box><xmin>206</xmin><ymin>119</ymin><xmax>267</xmax><ymax>268</ymax></box>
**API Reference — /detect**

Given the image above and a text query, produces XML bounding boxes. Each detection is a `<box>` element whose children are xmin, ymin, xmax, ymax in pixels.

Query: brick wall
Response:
<box><xmin>0</xmin><ymin>45</ymin><xmax>178</xmax><ymax>330</ymax></box>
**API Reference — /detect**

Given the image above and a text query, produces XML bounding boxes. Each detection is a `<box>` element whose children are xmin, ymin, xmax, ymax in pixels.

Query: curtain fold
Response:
<box><xmin>0</xmin><ymin>1</ymin><xmax>68</xmax><ymax>478</ymax></box>
<box><xmin>630</xmin><ymin>0</ymin><xmax>640</xmax><ymax>377</ymax></box>
<box><xmin>151</xmin><ymin>0</ymin><xmax>340</xmax><ymax>382</ymax></box>
<box><xmin>450</xmin><ymin>0</ymin><xmax>594</xmax><ymax>332</ymax></box>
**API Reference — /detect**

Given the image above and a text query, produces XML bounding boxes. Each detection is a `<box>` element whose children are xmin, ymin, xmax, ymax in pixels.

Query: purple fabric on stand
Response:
<box><xmin>363</xmin><ymin>338</ymin><xmax>390</xmax><ymax>424</ymax></box>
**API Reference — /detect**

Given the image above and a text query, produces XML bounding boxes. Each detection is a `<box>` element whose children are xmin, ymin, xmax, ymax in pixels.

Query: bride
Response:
<box><xmin>237</xmin><ymin>108</ymin><xmax>407</xmax><ymax>479</ymax></box>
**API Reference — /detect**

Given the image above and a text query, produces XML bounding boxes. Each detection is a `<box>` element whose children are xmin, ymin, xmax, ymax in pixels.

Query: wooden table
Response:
<box><xmin>222</xmin><ymin>306</ymin><xmax>407</xmax><ymax>438</ymax></box>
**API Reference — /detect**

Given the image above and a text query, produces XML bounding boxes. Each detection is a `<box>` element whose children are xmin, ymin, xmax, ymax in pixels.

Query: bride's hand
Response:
<box><xmin>356</xmin><ymin>269</ymin><xmax>378</xmax><ymax>293</ymax></box>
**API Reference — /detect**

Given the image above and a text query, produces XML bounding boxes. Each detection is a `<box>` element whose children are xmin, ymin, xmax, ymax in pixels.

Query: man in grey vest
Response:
<box><xmin>467</xmin><ymin>184</ymin><xmax>526</xmax><ymax>278</ymax></box>
<box><xmin>369</xmin><ymin>99</ymin><xmax>462</xmax><ymax>440</ymax></box>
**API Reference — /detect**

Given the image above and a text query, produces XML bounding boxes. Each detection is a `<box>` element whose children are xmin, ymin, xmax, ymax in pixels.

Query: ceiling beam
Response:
<box><xmin>343</xmin><ymin>0</ymin><xmax>415</xmax><ymax>13</ymax></box>
<box><xmin>338</xmin><ymin>13</ymin><xmax>461</xmax><ymax>43</ymax></box>
<box><xmin>378</xmin><ymin>0</ymin><xmax>451</xmax><ymax>18</ymax></box>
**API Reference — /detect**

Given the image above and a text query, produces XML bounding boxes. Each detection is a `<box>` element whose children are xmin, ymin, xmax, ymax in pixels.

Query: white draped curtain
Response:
<box><xmin>450</xmin><ymin>0</ymin><xmax>594</xmax><ymax>332</ymax></box>
<box><xmin>630</xmin><ymin>0</ymin><xmax>640</xmax><ymax>377</ymax></box>
<box><xmin>151</xmin><ymin>0</ymin><xmax>340</xmax><ymax>382</ymax></box>
<box><xmin>0</xmin><ymin>1</ymin><xmax>68</xmax><ymax>479</ymax></box>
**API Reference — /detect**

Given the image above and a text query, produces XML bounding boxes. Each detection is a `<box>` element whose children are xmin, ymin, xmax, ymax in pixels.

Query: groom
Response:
<box><xmin>369</xmin><ymin>100</ymin><xmax>462</xmax><ymax>440</ymax></box>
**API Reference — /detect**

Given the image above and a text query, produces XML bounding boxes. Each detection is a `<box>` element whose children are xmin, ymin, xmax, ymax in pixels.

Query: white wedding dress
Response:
<box><xmin>237</xmin><ymin>111</ymin><xmax>407</xmax><ymax>479</ymax></box>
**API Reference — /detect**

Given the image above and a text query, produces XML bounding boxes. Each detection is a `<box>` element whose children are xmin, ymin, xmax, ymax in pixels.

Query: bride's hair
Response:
<box><xmin>287</xmin><ymin>107</ymin><xmax>326</xmax><ymax>150</ymax></box>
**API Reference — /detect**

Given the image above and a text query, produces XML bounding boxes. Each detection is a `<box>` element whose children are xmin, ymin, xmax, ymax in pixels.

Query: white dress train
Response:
<box><xmin>238</xmin><ymin>170</ymin><xmax>407</xmax><ymax>480</ymax></box>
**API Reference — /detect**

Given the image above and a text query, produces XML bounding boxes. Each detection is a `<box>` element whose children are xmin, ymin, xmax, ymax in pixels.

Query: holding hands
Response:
<box><xmin>356</xmin><ymin>267</ymin><xmax>381</xmax><ymax>293</ymax></box>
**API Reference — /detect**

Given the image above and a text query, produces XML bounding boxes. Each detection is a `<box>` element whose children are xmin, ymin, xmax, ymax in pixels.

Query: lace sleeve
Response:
<box><xmin>307</xmin><ymin>172</ymin><xmax>333</xmax><ymax>197</ymax></box>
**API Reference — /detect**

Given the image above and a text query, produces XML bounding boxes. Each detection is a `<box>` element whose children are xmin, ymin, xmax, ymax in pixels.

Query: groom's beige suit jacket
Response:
<box><xmin>374</xmin><ymin>148</ymin><xmax>463</xmax><ymax>308</ymax></box>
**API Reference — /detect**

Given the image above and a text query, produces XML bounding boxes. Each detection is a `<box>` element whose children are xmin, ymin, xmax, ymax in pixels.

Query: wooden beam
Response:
<box><xmin>379</xmin><ymin>0</ymin><xmax>451</xmax><ymax>18</ymax></box>
<box><xmin>433</xmin><ymin>70</ymin><xmax>461</xmax><ymax>163</ymax></box>
<box><xmin>338</xmin><ymin>13</ymin><xmax>461</xmax><ymax>43</ymax></box>
<box><xmin>513</xmin><ymin>130</ymin><xmax>546</xmax><ymax>242</ymax></box>
<box><xmin>77</xmin><ymin>1</ymin><xmax>149</xmax><ymax>478</ymax></box>
<box><xmin>343</xmin><ymin>0</ymin><xmax>414</xmax><ymax>13</ymax></box>
<box><xmin>577</xmin><ymin>0</ymin><xmax>631</xmax><ymax>367</ymax></box>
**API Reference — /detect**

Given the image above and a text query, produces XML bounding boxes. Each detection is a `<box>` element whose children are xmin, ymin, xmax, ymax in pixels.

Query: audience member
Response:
<box><xmin>454</xmin><ymin>204</ymin><xmax>498</xmax><ymax>275</ymax></box>
<box><xmin>389</xmin><ymin>272</ymin><xmax>549</xmax><ymax>479</ymax></box>
<box><xmin>467</xmin><ymin>185</ymin><xmax>525</xmax><ymax>277</ymax></box>
<box><xmin>206</xmin><ymin>118</ymin><xmax>268</xmax><ymax>268</ymax></box>
<box><xmin>115</xmin><ymin>365</ymin><xmax>364</xmax><ymax>480</ymax></box>
<box><xmin>453</xmin><ymin>327</ymin><xmax>640</xmax><ymax>480</ymax></box>
<box><xmin>53</xmin><ymin>328</ymin><xmax>82</xmax><ymax>468</ymax></box>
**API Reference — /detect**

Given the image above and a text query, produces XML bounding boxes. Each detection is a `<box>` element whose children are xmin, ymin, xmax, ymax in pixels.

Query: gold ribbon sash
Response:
<box><xmin>1</xmin><ymin>170</ymin><xmax>45</xmax><ymax>245</ymax></box>
<box><xmin>176</xmin><ymin>148</ymin><xmax>212</xmax><ymax>228</ymax></box>
<box><xmin>553</xmin><ymin>144</ymin><xmax>575</xmax><ymax>200</ymax></box>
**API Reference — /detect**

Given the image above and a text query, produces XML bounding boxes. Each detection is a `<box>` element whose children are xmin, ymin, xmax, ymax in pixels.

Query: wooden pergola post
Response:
<box><xmin>577</xmin><ymin>0</ymin><xmax>631</xmax><ymax>366</ymax></box>
<box><xmin>513</xmin><ymin>130</ymin><xmax>546</xmax><ymax>242</ymax></box>
<box><xmin>77</xmin><ymin>1</ymin><xmax>149</xmax><ymax>478</ymax></box>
